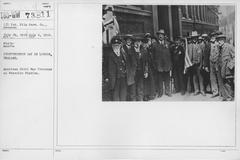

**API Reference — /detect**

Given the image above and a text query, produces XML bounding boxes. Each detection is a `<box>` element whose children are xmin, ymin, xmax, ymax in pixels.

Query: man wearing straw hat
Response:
<box><xmin>188</xmin><ymin>31</ymin><xmax>205</xmax><ymax>96</ymax></box>
<box><xmin>152</xmin><ymin>29</ymin><xmax>172</xmax><ymax>97</ymax></box>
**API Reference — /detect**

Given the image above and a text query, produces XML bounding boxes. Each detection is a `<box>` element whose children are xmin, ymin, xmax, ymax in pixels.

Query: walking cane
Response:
<box><xmin>170</xmin><ymin>70</ymin><xmax>174</xmax><ymax>94</ymax></box>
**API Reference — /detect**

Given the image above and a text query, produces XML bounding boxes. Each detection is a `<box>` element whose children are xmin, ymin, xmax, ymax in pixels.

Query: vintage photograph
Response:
<box><xmin>102</xmin><ymin>5</ymin><xmax>235</xmax><ymax>101</ymax></box>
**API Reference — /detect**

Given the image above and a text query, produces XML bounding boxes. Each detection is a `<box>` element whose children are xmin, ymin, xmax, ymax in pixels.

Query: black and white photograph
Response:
<box><xmin>102</xmin><ymin>5</ymin><xmax>235</xmax><ymax>101</ymax></box>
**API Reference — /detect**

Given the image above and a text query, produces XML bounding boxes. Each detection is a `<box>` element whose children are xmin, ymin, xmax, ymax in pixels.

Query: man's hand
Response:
<box><xmin>144</xmin><ymin>73</ymin><xmax>148</xmax><ymax>78</ymax></box>
<box><xmin>205</xmin><ymin>67</ymin><xmax>209</xmax><ymax>72</ymax></box>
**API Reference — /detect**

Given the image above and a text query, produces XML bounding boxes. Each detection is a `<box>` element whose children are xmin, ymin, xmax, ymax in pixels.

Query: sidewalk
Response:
<box><xmin>152</xmin><ymin>93</ymin><xmax>221</xmax><ymax>101</ymax></box>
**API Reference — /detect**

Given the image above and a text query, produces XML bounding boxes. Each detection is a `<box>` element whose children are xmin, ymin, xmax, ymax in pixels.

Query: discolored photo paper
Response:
<box><xmin>0</xmin><ymin>1</ymin><xmax>239</xmax><ymax>160</ymax></box>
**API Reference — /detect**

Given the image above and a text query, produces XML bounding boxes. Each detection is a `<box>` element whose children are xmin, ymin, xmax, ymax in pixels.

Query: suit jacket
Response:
<box><xmin>202</xmin><ymin>41</ymin><xmax>210</xmax><ymax>68</ymax></box>
<box><xmin>188</xmin><ymin>43</ymin><xmax>201</xmax><ymax>65</ymax></box>
<box><xmin>152</xmin><ymin>40</ymin><xmax>172</xmax><ymax>72</ymax></box>
<box><xmin>198</xmin><ymin>42</ymin><xmax>205</xmax><ymax>68</ymax></box>
<box><xmin>210</xmin><ymin>42</ymin><xmax>219</xmax><ymax>63</ymax></box>
<box><xmin>122</xmin><ymin>45</ymin><xmax>137</xmax><ymax>85</ymax></box>
<box><xmin>171</xmin><ymin>44</ymin><xmax>185</xmax><ymax>70</ymax></box>
<box><xmin>219</xmin><ymin>43</ymin><xmax>235</xmax><ymax>78</ymax></box>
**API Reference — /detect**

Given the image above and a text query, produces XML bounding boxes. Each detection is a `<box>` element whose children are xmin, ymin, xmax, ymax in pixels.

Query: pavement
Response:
<box><xmin>152</xmin><ymin>92</ymin><xmax>222</xmax><ymax>101</ymax></box>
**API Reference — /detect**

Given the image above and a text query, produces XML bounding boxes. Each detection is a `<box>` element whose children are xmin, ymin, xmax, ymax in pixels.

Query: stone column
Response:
<box><xmin>185</xmin><ymin>5</ymin><xmax>189</xmax><ymax>19</ymax></box>
<box><xmin>152</xmin><ymin>6</ymin><xmax>159</xmax><ymax>35</ymax></box>
<box><xmin>192</xmin><ymin>6</ymin><xmax>196</xmax><ymax>20</ymax></box>
<box><xmin>178</xmin><ymin>6</ymin><xmax>183</xmax><ymax>36</ymax></box>
<box><xmin>168</xmin><ymin>5</ymin><xmax>173</xmax><ymax>41</ymax></box>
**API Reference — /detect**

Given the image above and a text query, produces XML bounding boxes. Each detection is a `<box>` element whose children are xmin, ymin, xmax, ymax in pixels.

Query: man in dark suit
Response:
<box><xmin>122</xmin><ymin>34</ymin><xmax>137</xmax><ymax>101</ymax></box>
<box><xmin>201</xmin><ymin>34</ymin><xmax>211</xmax><ymax>94</ymax></box>
<box><xmin>171</xmin><ymin>36</ymin><xmax>185</xmax><ymax>95</ymax></box>
<box><xmin>143</xmin><ymin>33</ymin><xmax>156</xmax><ymax>100</ymax></box>
<box><xmin>108</xmin><ymin>37</ymin><xmax>127</xmax><ymax>101</ymax></box>
<box><xmin>152</xmin><ymin>29</ymin><xmax>172</xmax><ymax>97</ymax></box>
<box><xmin>132</xmin><ymin>36</ymin><xmax>148</xmax><ymax>101</ymax></box>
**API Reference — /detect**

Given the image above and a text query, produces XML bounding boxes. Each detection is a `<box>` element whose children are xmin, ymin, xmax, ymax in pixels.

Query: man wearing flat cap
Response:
<box><xmin>216</xmin><ymin>34</ymin><xmax>235</xmax><ymax>101</ymax></box>
<box><xmin>108</xmin><ymin>36</ymin><xmax>127</xmax><ymax>101</ymax></box>
<box><xmin>152</xmin><ymin>29</ymin><xmax>172</xmax><ymax>97</ymax></box>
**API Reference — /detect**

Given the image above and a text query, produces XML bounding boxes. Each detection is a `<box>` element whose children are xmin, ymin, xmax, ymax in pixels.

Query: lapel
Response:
<box><xmin>121</xmin><ymin>48</ymin><xmax>127</xmax><ymax>61</ymax></box>
<box><xmin>111</xmin><ymin>49</ymin><xmax>121</xmax><ymax>64</ymax></box>
<box><xmin>222</xmin><ymin>43</ymin><xmax>228</xmax><ymax>54</ymax></box>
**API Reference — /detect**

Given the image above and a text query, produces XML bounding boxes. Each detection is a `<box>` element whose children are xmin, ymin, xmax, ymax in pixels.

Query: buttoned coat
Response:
<box><xmin>122</xmin><ymin>45</ymin><xmax>137</xmax><ymax>85</ymax></box>
<box><xmin>108</xmin><ymin>49</ymin><xmax>127</xmax><ymax>90</ymax></box>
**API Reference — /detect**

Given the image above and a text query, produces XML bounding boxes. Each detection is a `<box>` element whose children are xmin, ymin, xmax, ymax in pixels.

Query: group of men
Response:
<box><xmin>103</xmin><ymin>29</ymin><xmax>235</xmax><ymax>101</ymax></box>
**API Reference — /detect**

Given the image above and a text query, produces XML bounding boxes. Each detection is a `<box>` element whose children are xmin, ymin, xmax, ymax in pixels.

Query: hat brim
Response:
<box><xmin>216</xmin><ymin>36</ymin><xmax>226</xmax><ymax>39</ymax></box>
<box><xmin>133</xmin><ymin>38</ymin><xmax>143</xmax><ymax>42</ymax></box>
<box><xmin>191</xmin><ymin>35</ymin><xmax>199</xmax><ymax>37</ymax></box>
<box><xmin>124</xmin><ymin>36</ymin><xmax>133</xmax><ymax>41</ymax></box>
<box><xmin>156</xmin><ymin>32</ymin><xmax>165</xmax><ymax>35</ymax></box>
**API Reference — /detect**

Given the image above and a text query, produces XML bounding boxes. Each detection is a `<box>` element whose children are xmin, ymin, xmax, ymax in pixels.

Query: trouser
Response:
<box><xmin>184</xmin><ymin>66</ymin><xmax>194</xmax><ymax>93</ymax></box>
<box><xmin>192</xmin><ymin>64</ymin><xmax>204</xmax><ymax>93</ymax></box>
<box><xmin>128</xmin><ymin>83</ymin><xmax>136</xmax><ymax>101</ymax></box>
<box><xmin>201</xmin><ymin>69</ymin><xmax>211</xmax><ymax>93</ymax></box>
<box><xmin>112</xmin><ymin>77</ymin><xmax>127</xmax><ymax>101</ymax></box>
<box><xmin>158</xmin><ymin>71</ymin><xmax>170</xmax><ymax>96</ymax></box>
<box><xmin>172</xmin><ymin>66</ymin><xmax>185</xmax><ymax>94</ymax></box>
<box><xmin>222</xmin><ymin>78</ymin><xmax>234</xmax><ymax>100</ymax></box>
<box><xmin>143</xmin><ymin>71</ymin><xmax>155</xmax><ymax>99</ymax></box>
<box><xmin>218</xmin><ymin>64</ymin><xmax>234</xmax><ymax>100</ymax></box>
<box><xmin>135</xmin><ymin>73</ymin><xmax>144</xmax><ymax>101</ymax></box>
<box><xmin>210</xmin><ymin>61</ymin><xmax>222</xmax><ymax>95</ymax></box>
<box><xmin>153</xmin><ymin>69</ymin><xmax>159</xmax><ymax>95</ymax></box>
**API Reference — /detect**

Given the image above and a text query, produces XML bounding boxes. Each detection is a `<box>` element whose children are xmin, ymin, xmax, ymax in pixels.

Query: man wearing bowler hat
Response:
<box><xmin>152</xmin><ymin>29</ymin><xmax>172</xmax><ymax>97</ymax></box>
<box><xmin>108</xmin><ymin>36</ymin><xmax>127</xmax><ymax>101</ymax></box>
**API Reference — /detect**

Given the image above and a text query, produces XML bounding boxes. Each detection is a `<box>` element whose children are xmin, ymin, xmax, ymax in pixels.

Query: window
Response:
<box><xmin>181</xmin><ymin>6</ymin><xmax>187</xmax><ymax>18</ymax></box>
<box><xmin>188</xmin><ymin>6</ymin><xmax>192</xmax><ymax>19</ymax></box>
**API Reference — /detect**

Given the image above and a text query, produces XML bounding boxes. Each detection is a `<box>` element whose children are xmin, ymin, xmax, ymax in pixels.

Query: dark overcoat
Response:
<box><xmin>152</xmin><ymin>41</ymin><xmax>172</xmax><ymax>72</ymax></box>
<box><xmin>171</xmin><ymin>44</ymin><xmax>185</xmax><ymax>70</ymax></box>
<box><xmin>142</xmin><ymin>47</ymin><xmax>155</xmax><ymax>96</ymax></box>
<box><xmin>203</xmin><ymin>41</ymin><xmax>211</xmax><ymax>68</ymax></box>
<box><xmin>108</xmin><ymin>49</ymin><xmax>127</xmax><ymax>90</ymax></box>
<box><xmin>122</xmin><ymin>45</ymin><xmax>137</xmax><ymax>86</ymax></box>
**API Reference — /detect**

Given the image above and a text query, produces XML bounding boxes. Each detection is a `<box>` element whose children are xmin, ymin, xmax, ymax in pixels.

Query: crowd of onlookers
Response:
<box><xmin>102</xmin><ymin>29</ymin><xmax>235</xmax><ymax>101</ymax></box>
